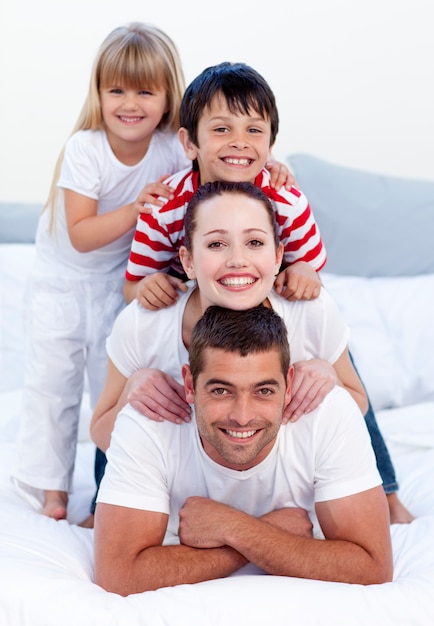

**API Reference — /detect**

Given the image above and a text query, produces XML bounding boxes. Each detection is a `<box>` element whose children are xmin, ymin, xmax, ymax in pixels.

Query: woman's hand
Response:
<box><xmin>283</xmin><ymin>359</ymin><xmax>337</xmax><ymax>423</ymax></box>
<box><xmin>126</xmin><ymin>368</ymin><xmax>192</xmax><ymax>424</ymax></box>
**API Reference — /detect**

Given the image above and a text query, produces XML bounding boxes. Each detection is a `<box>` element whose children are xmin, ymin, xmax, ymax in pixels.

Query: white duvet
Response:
<box><xmin>1</xmin><ymin>244</ymin><xmax>434</xmax><ymax>626</ymax></box>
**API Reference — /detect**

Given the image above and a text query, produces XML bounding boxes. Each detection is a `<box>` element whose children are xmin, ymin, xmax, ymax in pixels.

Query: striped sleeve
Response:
<box><xmin>258</xmin><ymin>170</ymin><xmax>327</xmax><ymax>271</ymax></box>
<box><xmin>125</xmin><ymin>169</ymin><xmax>196</xmax><ymax>281</ymax></box>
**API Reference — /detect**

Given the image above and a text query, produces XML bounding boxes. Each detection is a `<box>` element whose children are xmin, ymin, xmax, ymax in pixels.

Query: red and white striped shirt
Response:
<box><xmin>126</xmin><ymin>167</ymin><xmax>327</xmax><ymax>281</ymax></box>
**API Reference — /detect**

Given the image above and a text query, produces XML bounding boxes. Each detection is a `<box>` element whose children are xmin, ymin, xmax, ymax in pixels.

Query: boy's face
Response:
<box><xmin>179</xmin><ymin>95</ymin><xmax>273</xmax><ymax>184</ymax></box>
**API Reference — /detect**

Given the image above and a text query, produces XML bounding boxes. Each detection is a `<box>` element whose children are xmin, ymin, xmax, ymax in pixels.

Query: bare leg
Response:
<box><xmin>43</xmin><ymin>490</ymin><xmax>68</xmax><ymax>521</ymax></box>
<box><xmin>387</xmin><ymin>493</ymin><xmax>415</xmax><ymax>524</ymax></box>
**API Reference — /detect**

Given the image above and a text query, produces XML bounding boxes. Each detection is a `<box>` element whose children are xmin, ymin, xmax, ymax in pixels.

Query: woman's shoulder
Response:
<box><xmin>114</xmin><ymin>283</ymin><xmax>195</xmax><ymax>333</ymax></box>
<box><xmin>268</xmin><ymin>287</ymin><xmax>330</xmax><ymax>315</ymax></box>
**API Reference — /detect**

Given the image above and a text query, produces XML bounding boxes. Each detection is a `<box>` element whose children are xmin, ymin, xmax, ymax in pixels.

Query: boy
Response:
<box><xmin>123</xmin><ymin>62</ymin><xmax>326</xmax><ymax>308</ymax></box>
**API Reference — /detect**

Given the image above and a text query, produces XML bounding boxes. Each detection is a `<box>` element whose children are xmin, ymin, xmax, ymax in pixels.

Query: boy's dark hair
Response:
<box><xmin>180</xmin><ymin>62</ymin><xmax>279</xmax><ymax>149</ymax></box>
<box><xmin>188</xmin><ymin>305</ymin><xmax>290</xmax><ymax>385</ymax></box>
<box><xmin>183</xmin><ymin>180</ymin><xmax>280</xmax><ymax>251</ymax></box>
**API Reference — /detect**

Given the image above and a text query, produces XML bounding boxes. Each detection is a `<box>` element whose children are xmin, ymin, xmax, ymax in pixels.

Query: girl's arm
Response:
<box><xmin>64</xmin><ymin>177</ymin><xmax>173</xmax><ymax>252</ymax></box>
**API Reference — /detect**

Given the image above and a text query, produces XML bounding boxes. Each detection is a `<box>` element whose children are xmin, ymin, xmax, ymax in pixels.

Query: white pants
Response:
<box><xmin>11</xmin><ymin>273</ymin><xmax>125</xmax><ymax>508</ymax></box>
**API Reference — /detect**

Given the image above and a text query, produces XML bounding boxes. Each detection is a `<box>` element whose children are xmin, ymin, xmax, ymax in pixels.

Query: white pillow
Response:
<box><xmin>0</xmin><ymin>244</ymin><xmax>36</xmax><ymax>392</ymax></box>
<box><xmin>321</xmin><ymin>272</ymin><xmax>434</xmax><ymax>410</ymax></box>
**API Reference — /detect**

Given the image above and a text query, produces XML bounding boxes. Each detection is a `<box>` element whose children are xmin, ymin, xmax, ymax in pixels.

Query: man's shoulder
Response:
<box><xmin>315</xmin><ymin>385</ymin><xmax>361</xmax><ymax>417</ymax></box>
<box><xmin>117</xmin><ymin>402</ymin><xmax>196</xmax><ymax>446</ymax></box>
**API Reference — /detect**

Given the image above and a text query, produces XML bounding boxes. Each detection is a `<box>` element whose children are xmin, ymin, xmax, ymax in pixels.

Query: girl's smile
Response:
<box><xmin>100</xmin><ymin>85</ymin><xmax>168</xmax><ymax>164</ymax></box>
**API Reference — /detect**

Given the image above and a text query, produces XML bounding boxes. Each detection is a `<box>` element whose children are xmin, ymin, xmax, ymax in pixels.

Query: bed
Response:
<box><xmin>1</xmin><ymin>155</ymin><xmax>434</xmax><ymax>625</ymax></box>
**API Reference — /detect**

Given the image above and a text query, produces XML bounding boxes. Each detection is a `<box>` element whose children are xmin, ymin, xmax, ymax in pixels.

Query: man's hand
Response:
<box><xmin>260</xmin><ymin>508</ymin><xmax>313</xmax><ymax>538</ymax></box>
<box><xmin>136</xmin><ymin>272</ymin><xmax>188</xmax><ymax>310</ymax></box>
<box><xmin>283</xmin><ymin>359</ymin><xmax>337</xmax><ymax>423</ymax></box>
<box><xmin>274</xmin><ymin>262</ymin><xmax>321</xmax><ymax>301</ymax></box>
<box><xmin>179</xmin><ymin>497</ymin><xmax>313</xmax><ymax>550</ymax></box>
<box><xmin>179</xmin><ymin>497</ymin><xmax>237</xmax><ymax>548</ymax></box>
<box><xmin>126</xmin><ymin>368</ymin><xmax>191</xmax><ymax>424</ymax></box>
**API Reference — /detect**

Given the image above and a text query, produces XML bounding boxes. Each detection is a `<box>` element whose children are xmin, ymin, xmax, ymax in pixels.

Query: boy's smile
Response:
<box><xmin>179</xmin><ymin>95</ymin><xmax>273</xmax><ymax>184</ymax></box>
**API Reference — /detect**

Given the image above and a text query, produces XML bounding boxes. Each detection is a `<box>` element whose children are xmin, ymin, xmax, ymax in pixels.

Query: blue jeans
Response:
<box><xmin>90</xmin><ymin>353</ymin><xmax>399</xmax><ymax>512</ymax></box>
<box><xmin>91</xmin><ymin>447</ymin><xmax>107</xmax><ymax>514</ymax></box>
<box><xmin>350</xmin><ymin>352</ymin><xmax>398</xmax><ymax>494</ymax></box>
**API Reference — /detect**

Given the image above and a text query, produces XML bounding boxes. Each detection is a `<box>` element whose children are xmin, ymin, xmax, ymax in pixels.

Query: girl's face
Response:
<box><xmin>100</xmin><ymin>84</ymin><xmax>168</xmax><ymax>163</ymax></box>
<box><xmin>180</xmin><ymin>192</ymin><xmax>283</xmax><ymax>311</ymax></box>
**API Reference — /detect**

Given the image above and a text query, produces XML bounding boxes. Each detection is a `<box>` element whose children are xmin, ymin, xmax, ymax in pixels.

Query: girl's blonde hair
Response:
<box><xmin>45</xmin><ymin>22</ymin><xmax>185</xmax><ymax>229</ymax></box>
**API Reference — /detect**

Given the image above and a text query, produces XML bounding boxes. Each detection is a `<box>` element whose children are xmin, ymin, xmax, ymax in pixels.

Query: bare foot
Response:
<box><xmin>78</xmin><ymin>514</ymin><xmax>94</xmax><ymax>529</ymax></box>
<box><xmin>43</xmin><ymin>490</ymin><xmax>68</xmax><ymax>521</ymax></box>
<box><xmin>387</xmin><ymin>492</ymin><xmax>415</xmax><ymax>524</ymax></box>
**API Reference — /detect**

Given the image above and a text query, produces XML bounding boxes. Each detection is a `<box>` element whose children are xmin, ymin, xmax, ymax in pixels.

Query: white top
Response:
<box><xmin>107</xmin><ymin>284</ymin><xmax>350</xmax><ymax>382</ymax></box>
<box><xmin>35</xmin><ymin>129</ymin><xmax>189</xmax><ymax>279</ymax></box>
<box><xmin>98</xmin><ymin>386</ymin><xmax>381</xmax><ymax>541</ymax></box>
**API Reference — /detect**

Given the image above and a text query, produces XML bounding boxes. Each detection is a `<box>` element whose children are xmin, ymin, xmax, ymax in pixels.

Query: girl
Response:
<box><xmin>11</xmin><ymin>22</ymin><xmax>190</xmax><ymax>521</ymax></box>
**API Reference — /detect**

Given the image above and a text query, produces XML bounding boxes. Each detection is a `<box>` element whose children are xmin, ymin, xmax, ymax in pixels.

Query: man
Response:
<box><xmin>94</xmin><ymin>305</ymin><xmax>393</xmax><ymax>595</ymax></box>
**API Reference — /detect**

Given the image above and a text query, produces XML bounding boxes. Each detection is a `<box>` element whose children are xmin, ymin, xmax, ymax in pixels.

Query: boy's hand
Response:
<box><xmin>137</xmin><ymin>272</ymin><xmax>188</xmax><ymax>311</ymax></box>
<box><xmin>126</xmin><ymin>368</ymin><xmax>191</xmax><ymax>424</ymax></box>
<box><xmin>132</xmin><ymin>175</ymin><xmax>174</xmax><ymax>217</ymax></box>
<box><xmin>265</xmin><ymin>158</ymin><xmax>297</xmax><ymax>191</ymax></box>
<box><xmin>274</xmin><ymin>262</ymin><xmax>321</xmax><ymax>301</ymax></box>
<box><xmin>283</xmin><ymin>359</ymin><xmax>338</xmax><ymax>423</ymax></box>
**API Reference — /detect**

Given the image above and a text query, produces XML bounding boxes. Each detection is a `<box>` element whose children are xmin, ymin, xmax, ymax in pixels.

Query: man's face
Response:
<box><xmin>179</xmin><ymin>95</ymin><xmax>273</xmax><ymax>184</ymax></box>
<box><xmin>183</xmin><ymin>347</ymin><xmax>292</xmax><ymax>471</ymax></box>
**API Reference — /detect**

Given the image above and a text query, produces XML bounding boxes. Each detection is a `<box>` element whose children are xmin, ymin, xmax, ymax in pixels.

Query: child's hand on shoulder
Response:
<box><xmin>265</xmin><ymin>158</ymin><xmax>297</xmax><ymax>191</ymax></box>
<box><xmin>137</xmin><ymin>272</ymin><xmax>188</xmax><ymax>311</ymax></box>
<box><xmin>274</xmin><ymin>262</ymin><xmax>321</xmax><ymax>301</ymax></box>
<box><xmin>132</xmin><ymin>175</ymin><xmax>175</xmax><ymax>217</ymax></box>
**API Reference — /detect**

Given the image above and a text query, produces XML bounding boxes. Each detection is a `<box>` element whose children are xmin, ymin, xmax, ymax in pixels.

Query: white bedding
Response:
<box><xmin>1</xmin><ymin>244</ymin><xmax>434</xmax><ymax>626</ymax></box>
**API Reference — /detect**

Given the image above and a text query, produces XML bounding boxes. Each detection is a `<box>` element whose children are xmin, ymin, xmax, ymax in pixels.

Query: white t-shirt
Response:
<box><xmin>97</xmin><ymin>386</ymin><xmax>381</xmax><ymax>541</ymax></box>
<box><xmin>107</xmin><ymin>284</ymin><xmax>350</xmax><ymax>382</ymax></box>
<box><xmin>35</xmin><ymin>129</ymin><xmax>189</xmax><ymax>279</ymax></box>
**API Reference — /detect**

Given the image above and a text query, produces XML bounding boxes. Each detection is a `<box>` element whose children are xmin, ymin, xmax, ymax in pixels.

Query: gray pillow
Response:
<box><xmin>0</xmin><ymin>203</ymin><xmax>43</xmax><ymax>243</ymax></box>
<box><xmin>288</xmin><ymin>153</ymin><xmax>434</xmax><ymax>276</ymax></box>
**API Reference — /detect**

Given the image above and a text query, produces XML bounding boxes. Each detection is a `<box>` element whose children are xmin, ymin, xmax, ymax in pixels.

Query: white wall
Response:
<box><xmin>1</xmin><ymin>0</ymin><xmax>433</xmax><ymax>203</ymax></box>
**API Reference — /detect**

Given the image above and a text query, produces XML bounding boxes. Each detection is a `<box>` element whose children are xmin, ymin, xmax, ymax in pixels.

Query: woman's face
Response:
<box><xmin>180</xmin><ymin>192</ymin><xmax>283</xmax><ymax>311</ymax></box>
